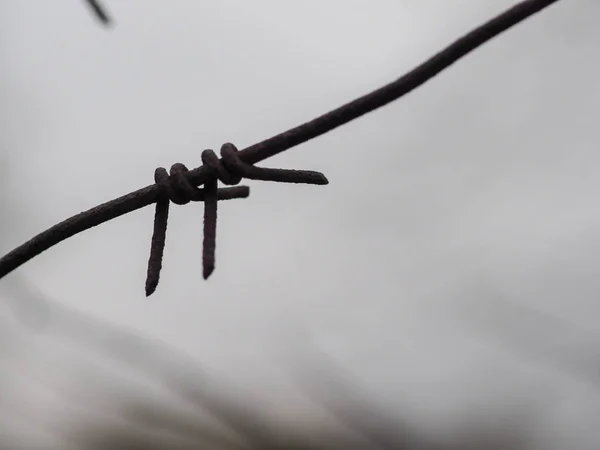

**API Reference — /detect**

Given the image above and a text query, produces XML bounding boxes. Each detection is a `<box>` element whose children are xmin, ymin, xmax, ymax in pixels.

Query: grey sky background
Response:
<box><xmin>2</xmin><ymin>0</ymin><xmax>600</xmax><ymax>448</ymax></box>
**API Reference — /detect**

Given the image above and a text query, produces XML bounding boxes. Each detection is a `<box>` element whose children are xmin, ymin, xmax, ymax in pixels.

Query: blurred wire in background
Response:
<box><xmin>83</xmin><ymin>0</ymin><xmax>111</xmax><ymax>26</ymax></box>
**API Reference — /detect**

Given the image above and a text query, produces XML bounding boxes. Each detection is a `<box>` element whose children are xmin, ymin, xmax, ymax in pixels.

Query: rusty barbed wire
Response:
<box><xmin>147</xmin><ymin>144</ymin><xmax>327</xmax><ymax>296</ymax></box>
<box><xmin>0</xmin><ymin>0</ymin><xmax>562</xmax><ymax>296</ymax></box>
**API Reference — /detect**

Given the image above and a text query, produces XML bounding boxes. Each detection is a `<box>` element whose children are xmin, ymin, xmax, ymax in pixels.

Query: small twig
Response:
<box><xmin>0</xmin><ymin>0</ymin><xmax>562</xmax><ymax>295</ymax></box>
<box><xmin>84</xmin><ymin>0</ymin><xmax>112</xmax><ymax>26</ymax></box>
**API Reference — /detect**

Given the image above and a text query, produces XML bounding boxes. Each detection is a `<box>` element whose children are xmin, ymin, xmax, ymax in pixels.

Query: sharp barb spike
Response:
<box><xmin>202</xmin><ymin>179</ymin><xmax>218</xmax><ymax>280</ymax></box>
<box><xmin>145</xmin><ymin>198</ymin><xmax>170</xmax><ymax>296</ymax></box>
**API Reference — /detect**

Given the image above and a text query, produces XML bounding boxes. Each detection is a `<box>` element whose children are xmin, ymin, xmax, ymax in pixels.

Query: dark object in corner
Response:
<box><xmin>84</xmin><ymin>0</ymin><xmax>112</xmax><ymax>26</ymax></box>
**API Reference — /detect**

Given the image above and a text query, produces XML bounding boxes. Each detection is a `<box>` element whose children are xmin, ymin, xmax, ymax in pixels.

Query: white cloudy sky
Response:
<box><xmin>2</xmin><ymin>0</ymin><xmax>600</xmax><ymax>448</ymax></box>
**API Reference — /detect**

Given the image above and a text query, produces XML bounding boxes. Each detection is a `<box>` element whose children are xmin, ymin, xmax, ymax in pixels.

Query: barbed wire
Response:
<box><xmin>0</xmin><ymin>0</ymin><xmax>562</xmax><ymax>296</ymax></box>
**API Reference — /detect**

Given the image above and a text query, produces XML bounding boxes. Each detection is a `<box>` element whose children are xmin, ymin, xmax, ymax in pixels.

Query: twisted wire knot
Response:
<box><xmin>145</xmin><ymin>143</ymin><xmax>328</xmax><ymax>296</ymax></box>
<box><xmin>153</xmin><ymin>162</ymin><xmax>249</xmax><ymax>205</ymax></box>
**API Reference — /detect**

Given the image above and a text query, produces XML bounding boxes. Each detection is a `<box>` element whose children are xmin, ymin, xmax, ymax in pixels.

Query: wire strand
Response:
<box><xmin>0</xmin><ymin>0</ymin><xmax>563</xmax><ymax>292</ymax></box>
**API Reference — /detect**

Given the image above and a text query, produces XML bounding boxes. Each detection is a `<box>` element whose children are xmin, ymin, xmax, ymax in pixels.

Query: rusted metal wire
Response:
<box><xmin>146</xmin><ymin>144</ymin><xmax>327</xmax><ymax>296</ymax></box>
<box><xmin>0</xmin><ymin>0</ymin><xmax>562</xmax><ymax>296</ymax></box>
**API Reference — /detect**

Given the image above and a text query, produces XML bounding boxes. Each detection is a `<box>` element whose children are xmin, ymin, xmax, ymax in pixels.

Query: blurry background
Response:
<box><xmin>1</xmin><ymin>0</ymin><xmax>600</xmax><ymax>448</ymax></box>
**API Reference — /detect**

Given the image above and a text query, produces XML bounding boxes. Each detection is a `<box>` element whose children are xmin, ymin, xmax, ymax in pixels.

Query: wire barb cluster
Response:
<box><xmin>145</xmin><ymin>143</ymin><xmax>328</xmax><ymax>296</ymax></box>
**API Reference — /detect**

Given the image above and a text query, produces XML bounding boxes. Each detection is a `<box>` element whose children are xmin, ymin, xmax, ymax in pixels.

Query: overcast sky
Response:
<box><xmin>2</xmin><ymin>1</ymin><xmax>600</xmax><ymax>448</ymax></box>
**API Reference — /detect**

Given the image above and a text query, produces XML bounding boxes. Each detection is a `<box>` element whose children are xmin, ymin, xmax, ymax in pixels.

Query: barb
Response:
<box><xmin>0</xmin><ymin>0</ymin><xmax>562</xmax><ymax>296</ymax></box>
<box><xmin>84</xmin><ymin>0</ymin><xmax>112</xmax><ymax>26</ymax></box>
<box><xmin>143</xmin><ymin>144</ymin><xmax>325</xmax><ymax>295</ymax></box>
<box><xmin>145</xmin><ymin>158</ymin><xmax>255</xmax><ymax>296</ymax></box>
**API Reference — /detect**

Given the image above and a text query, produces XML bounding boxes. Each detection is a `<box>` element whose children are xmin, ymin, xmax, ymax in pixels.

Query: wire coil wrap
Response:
<box><xmin>145</xmin><ymin>143</ymin><xmax>327</xmax><ymax>296</ymax></box>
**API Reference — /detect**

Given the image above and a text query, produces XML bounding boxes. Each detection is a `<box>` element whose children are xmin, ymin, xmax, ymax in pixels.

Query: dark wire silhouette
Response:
<box><xmin>84</xmin><ymin>0</ymin><xmax>111</xmax><ymax>26</ymax></box>
<box><xmin>146</xmin><ymin>144</ymin><xmax>326</xmax><ymax>296</ymax></box>
<box><xmin>0</xmin><ymin>0</ymin><xmax>563</xmax><ymax>295</ymax></box>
